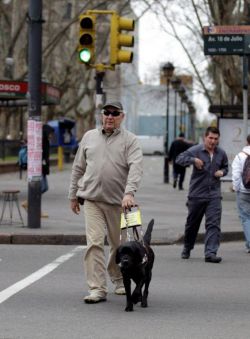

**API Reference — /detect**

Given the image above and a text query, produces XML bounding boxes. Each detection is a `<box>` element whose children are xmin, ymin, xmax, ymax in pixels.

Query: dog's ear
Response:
<box><xmin>115</xmin><ymin>248</ymin><xmax>121</xmax><ymax>264</ymax></box>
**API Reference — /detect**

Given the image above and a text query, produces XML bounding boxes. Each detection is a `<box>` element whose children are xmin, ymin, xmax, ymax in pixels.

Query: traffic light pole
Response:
<box><xmin>95</xmin><ymin>70</ymin><xmax>105</xmax><ymax>127</ymax></box>
<box><xmin>27</xmin><ymin>0</ymin><xmax>43</xmax><ymax>228</ymax></box>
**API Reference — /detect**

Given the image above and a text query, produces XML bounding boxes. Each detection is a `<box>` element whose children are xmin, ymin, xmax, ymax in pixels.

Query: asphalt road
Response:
<box><xmin>1</xmin><ymin>242</ymin><xmax>250</xmax><ymax>339</ymax></box>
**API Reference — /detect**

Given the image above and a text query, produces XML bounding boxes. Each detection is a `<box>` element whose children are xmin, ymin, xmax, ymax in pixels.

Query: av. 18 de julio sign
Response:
<box><xmin>203</xmin><ymin>25</ymin><xmax>250</xmax><ymax>55</ymax></box>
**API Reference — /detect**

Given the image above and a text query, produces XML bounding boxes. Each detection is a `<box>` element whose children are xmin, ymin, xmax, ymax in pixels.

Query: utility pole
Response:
<box><xmin>27</xmin><ymin>0</ymin><xmax>43</xmax><ymax>228</ymax></box>
<box><xmin>242</xmin><ymin>55</ymin><xmax>248</xmax><ymax>142</ymax></box>
<box><xmin>95</xmin><ymin>70</ymin><xmax>105</xmax><ymax>126</ymax></box>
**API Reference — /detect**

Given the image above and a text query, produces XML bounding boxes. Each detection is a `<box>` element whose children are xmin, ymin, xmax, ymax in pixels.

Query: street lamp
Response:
<box><xmin>162</xmin><ymin>62</ymin><xmax>175</xmax><ymax>184</ymax></box>
<box><xmin>171</xmin><ymin>77</ymin><xmax>181</xmax><ymax>138</ymax></box>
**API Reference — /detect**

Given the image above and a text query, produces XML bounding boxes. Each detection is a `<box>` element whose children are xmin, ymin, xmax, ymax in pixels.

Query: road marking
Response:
<box><xmin>0</xmin><ymin>246</ymin><xmax>86</xmax><ymax>304</ymax></box>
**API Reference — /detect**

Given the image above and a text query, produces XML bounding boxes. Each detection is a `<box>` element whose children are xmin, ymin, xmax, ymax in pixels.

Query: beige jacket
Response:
<box><xmin>68</xmin><ymin>127</ymin><xmax>143</xmax><ymax>205</ymax></box>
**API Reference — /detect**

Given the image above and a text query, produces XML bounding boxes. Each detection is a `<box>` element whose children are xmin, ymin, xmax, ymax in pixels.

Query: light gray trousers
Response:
<box><xmin>83</xmin><ymin>200</ymin><xmax>123</xmax><ymax>296</ymax></box>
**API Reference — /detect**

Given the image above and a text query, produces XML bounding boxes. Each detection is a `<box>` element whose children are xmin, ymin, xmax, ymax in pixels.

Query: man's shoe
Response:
<box><xmin>173</xmin><ymin>180</ymin><xmax>177</xmax><ymax>188</ymax></box>
<box><xmin>84</xmin><ymin>292</ymin><xmax>107</xmax><ymax>304</ymax></box>
<box><xmin>181</xmin><ymin>248</ymin><xmax>190</xmax><ymax>259</ymax></box>
<box><xmin>205</xmin><ymin>255</ymin><xmax>222</xmax><ymax>263</ymax></box>
<box><xmin>115</xmin><ymin>286</ymin><xmax>126</xmax><ymax>295</ymax></box>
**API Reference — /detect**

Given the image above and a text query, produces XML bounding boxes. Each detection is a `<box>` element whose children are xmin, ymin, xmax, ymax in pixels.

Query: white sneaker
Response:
<box><xmin>246</xmin><ymin>248</ymin><xmax>250</xmax><ymax>253</ymax></box>
<box><xmin>114</xmin><ymin>285</ymin><xmax>126</xmax><ymax>295</ymax></box>
<box><xmin>84</xmin><ymin>292</ymin><xmax>107</xmax><ymax>304</ymax></box>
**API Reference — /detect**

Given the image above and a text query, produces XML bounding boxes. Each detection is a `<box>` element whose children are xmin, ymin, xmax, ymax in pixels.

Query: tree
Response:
<box><xmin>0</xmin><ymin>0</ymin><xmax>133</xmax><ymax>139</ymax></box>
<box><xmin>131</xmin><ymin>0</ymin><xmax>249</xmax><ymax>114</ymax></box>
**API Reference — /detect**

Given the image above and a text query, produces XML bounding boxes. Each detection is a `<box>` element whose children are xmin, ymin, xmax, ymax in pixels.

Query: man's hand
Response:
<box><xmin>194</xmin><ymin>158</ymin><xmax>204</xmax><ymax>170</ymax></box>
<box><xmin>214</xmin><ymin>170</ymin><xmax>223</xmax><ymax>178</ymax></box>
<box><xmin>71</xmin><ymin>199</ymin><xmax>80</xmax><ymax>215</ymax></box>
<box><xmin>122</xmin><ymin>193</ymin><xmax>135</xmax><ymax>210</ymax></box>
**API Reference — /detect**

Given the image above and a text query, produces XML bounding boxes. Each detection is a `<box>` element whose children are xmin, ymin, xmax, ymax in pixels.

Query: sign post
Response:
<box><xmin>27</xmin><ymin>0</ymin><xmax>43</xmax><ymax>228</ymax></box>
<box><xmin>203</xmin><ymin>25</ymin><xmax>250</xmax><ymax>141</ymax></box>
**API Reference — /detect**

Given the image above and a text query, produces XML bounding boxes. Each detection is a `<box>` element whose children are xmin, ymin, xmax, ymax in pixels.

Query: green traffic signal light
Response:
<box><xmin>79</xmin><ymin>48</ymin><xmax>92</xmax><ymax>63</ymax></box>
<box><xmin>78</xmin><ymin>13</ymin><xmax>96</xmax><ymax>65</ymax></box>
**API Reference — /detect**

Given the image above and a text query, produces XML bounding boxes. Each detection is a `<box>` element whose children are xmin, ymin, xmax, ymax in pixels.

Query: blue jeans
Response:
<box><xmin>41</xmin><ymin>175</ymin><xmax>49</xmax><ymax>194</ymax></box>
<box><xmin>236</xmin><ymin>192</ymin><xmax>250</xmax><ymax>249</ymax></box>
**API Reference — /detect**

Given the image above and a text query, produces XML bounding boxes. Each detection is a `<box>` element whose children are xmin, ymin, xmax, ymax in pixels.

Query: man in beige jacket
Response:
<box><xmin>68</xmin><ymin>101</ymin><xmax>143</xmax><ymax>304</ymax></box>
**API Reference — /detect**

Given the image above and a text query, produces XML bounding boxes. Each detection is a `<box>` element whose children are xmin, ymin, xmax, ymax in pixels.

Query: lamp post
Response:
<box><xmin>177</xmin><ymin>86</ymin><xmax>186</xmax><ymax>134</ymax></box>
<box><xmin>181</xmin><ymin>93</ymin><xmax>188</xmax><ymax>133</ymax></box>
<box><xmin>162</xmin><ymin>62</ymin><xmax>175</xmax><ymax>184</ymax></box>
<box><xmin>188</xmin><ymin>104</ymin><xmax>196</xmax><ymax>139</ymax></box>
<box><xmin>171</xmin><ymin>77</ymin><xmax>181</xmax><ymax>138</ymax></box>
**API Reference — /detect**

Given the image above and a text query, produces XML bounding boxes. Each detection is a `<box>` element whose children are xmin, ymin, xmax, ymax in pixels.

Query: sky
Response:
<box><xmin>136</xmin><ymin>9</ymin><xmax>212</xmax><ymax>122</ymax></box>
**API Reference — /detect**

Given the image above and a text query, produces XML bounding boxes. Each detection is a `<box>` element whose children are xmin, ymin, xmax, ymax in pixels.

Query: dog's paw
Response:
<box><xmin>125</xmin><ymin>304</ymin><xmax>134</xmax><ymax>312</ymax></box>
<box><xmin>141</xmin><ymin>299</ymin><xmax>148</xmax><ymax>308</ymax></box>
<box><xmin>131</xmin><ymin>292</ymin><xmax>142</xmax><ymax>304</ymax></box>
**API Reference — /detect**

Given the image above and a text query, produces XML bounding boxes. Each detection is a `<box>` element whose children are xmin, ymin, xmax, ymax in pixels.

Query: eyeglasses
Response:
<box><xmin>102</xmin><ymin>110</ymin><xmax>121</xmax><ymax>117</ymax></box>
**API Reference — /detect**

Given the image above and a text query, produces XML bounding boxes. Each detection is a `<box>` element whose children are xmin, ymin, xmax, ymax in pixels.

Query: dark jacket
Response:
<box><xmin>176</xmin><ymin>144</ymin><xmax>228</xmax><ymax>199</ymax></box>
<box><xmin>42</xmin><ymin>129</ymin><xmax>51</xmax><ymax>176</ymax></box>
<box><xmin>169</xmin><ymin>138</ymin><xmax>192</xmax><ymax>163</ymax></box>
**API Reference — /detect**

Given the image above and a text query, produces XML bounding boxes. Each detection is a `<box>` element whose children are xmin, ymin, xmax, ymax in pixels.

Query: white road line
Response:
<box><xmin>0</xmin><ymin>245</ymin><xmax>86</xmax><ymax>304</ymax></box>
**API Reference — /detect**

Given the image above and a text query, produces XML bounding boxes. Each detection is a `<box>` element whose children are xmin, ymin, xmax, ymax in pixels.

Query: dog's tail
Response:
<box><xmin>143</xmin><ymin>219</ymin><xmax>154</xmax><ymax>245</ymax></box>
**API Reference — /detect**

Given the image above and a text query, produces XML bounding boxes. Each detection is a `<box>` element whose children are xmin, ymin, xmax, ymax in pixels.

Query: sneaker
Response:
<box><xmin>173</xmin><ymin>179</ymin><xmax>177</xmax><ymax>188</ymax></box>
<box><xmin>84</xmin><ymin>292</ymin><xmax>107</xmax><ymax>304</ymax></box>
<box><xmin>41</xmin><ymin>212</ymin><xmax>49</xmax><ymax>218</ymax></box>
<box><xmin>115</xmin><ymin>286</ymin><xmax>126</xmax><ymax>295</ymax></box>
<box><xmin>205</xmin><ymin>255</ymin><xmax>222</xmax><ymax>263</ymax></box>
<box><xmin>246</xmin><ymin>248</ymin><xmax>250</xmax><ymax>253</ymax></box>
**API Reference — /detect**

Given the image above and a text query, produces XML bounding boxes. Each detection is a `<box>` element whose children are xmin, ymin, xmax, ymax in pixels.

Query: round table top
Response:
<box><xmin>2</xmin><ymin>190</ymin><xmax>20</xmax><ymax>194</ymax></box>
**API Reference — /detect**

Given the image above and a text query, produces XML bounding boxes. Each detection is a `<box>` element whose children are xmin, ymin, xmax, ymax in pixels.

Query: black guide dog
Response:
<box><xmin>116</xmin><ymin>219</ymin><xmax>155</xmax><ymax>312</ymax></box>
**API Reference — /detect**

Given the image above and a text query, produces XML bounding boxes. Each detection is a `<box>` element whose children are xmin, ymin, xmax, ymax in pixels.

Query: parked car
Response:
<box><xmin>137</xmin><ymin>135</ymin><xmax>164</xmax><ymax>155</ymax></box>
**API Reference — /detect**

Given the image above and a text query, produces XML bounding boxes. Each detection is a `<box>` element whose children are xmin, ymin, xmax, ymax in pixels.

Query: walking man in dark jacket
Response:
<box><xmin>169</xmin><ymin>132</ymin><xmax>192</xmax><ymax>190</ymax></box>
<box><xmin>176</xmin><ymin>126</ymin><xmax>228</xmax><ymax>263</ymax></box>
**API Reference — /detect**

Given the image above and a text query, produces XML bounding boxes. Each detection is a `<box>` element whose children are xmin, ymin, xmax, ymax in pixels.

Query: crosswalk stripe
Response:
<box><xmin>0</xmin><ymin>246</ymin><xmax>86</xmax><ymax>304</ymax></box>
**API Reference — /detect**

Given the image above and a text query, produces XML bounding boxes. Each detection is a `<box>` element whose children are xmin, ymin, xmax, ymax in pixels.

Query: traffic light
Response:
<box><xmin>110</xmin><ymin>13</ymin><xmax>134</xmax><ymax>65</ymax></box>
<box><xmin>78</xmin><ymin>14</ymin><xmax>96</xmax><ymax>64</ymax></box>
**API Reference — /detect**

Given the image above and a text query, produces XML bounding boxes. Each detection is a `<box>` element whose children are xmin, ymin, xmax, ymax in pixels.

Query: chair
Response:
<box><xmin>0</xmin><ymin>190</ymin><xmax>24</xmax><ymax>226</ymax></box>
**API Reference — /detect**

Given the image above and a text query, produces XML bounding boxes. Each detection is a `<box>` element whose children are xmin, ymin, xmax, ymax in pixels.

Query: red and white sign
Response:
<box><xmin>203</xmin><ymin>25</ymin><xmax>250</xmax><ymax>35</ymax></box>
<box><xmin>0</xmin><ymin>80</ymin><xmax>61</xmax><ymax>104</ymax></box>
<box><xmin>27</xmin><ymin>120</ymin><xmax>42</xmax><ymax>180</ymax></box>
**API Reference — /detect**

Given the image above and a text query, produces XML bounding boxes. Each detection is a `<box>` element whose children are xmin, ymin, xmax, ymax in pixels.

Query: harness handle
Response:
<box><xmin>120</xmin><ymin>205</ymin><xmax>144</xmax><ymax>244</ymax></box>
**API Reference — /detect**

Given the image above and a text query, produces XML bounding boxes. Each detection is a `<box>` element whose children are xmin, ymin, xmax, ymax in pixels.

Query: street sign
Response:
<box><xmin>203</xmin><ymin>25</ymin><xmax>250</xmax><ymax>35</ymax></box>
<box><xmin>203</xmin><ymin>26</ymin><xmax>250</xmax><ymax>55</ymax></box>
<box><xmin>0</xmin><ymin>80</ymin><xmax>61</xmax><ymax>105</ymax></box>
<box><xmin>203</xmin><ymin>34</ymin><xmax>250</xmax><ymax>55</ymax></box>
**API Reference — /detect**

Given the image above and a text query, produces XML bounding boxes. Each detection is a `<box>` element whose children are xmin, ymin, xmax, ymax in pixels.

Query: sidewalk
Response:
<box><xmin>0</xmin><ymin>156</ymin><xmax>244</xmax><ymax>245</ymax></box>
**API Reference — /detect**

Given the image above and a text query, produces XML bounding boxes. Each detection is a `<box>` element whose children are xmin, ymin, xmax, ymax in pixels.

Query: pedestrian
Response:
<box><xmin>68</xmin><ymin>101</ymin><xmax>143</xmax><ymax>304</ymax></box>
<box><xmin>40</xmin><ymin>124</ymin><xmax>54</xmax><ymax>218</ymax></box>
<box><xmin>169</xmin><ymin>132</ymin><xmax>192</xmax><ymax>190</ymax></box>
<box><xmin>18</xmin><ymin>139</ymin><xmax>27</xmax><ymax>180</ymax></box>
<box><xmin>232</xmin><ymin>134</ymin><xmax>250</xmax><ymax>253</ymax></box>
<box><xmin>176</xmin><ymin>126</ymin><xmax>228</xmax><ymax>263</ymax></box>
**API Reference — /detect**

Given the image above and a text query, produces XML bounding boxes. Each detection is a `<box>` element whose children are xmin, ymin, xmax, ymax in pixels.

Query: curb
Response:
<box><xmin>0</xmin><ymin>232</ymin><xmax>244</xmax><ymax>245</ymax></box>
